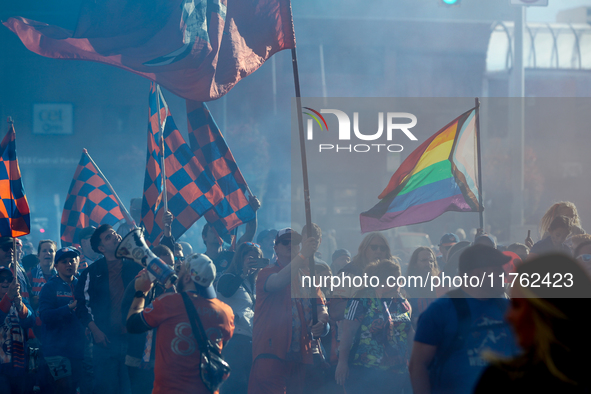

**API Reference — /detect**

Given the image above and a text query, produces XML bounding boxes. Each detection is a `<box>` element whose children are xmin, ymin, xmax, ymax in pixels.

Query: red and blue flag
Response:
<box><xmin>141</xmin><ymin>84</ymin><xmax>220</xmax><ymax>244</ymax></box>
<box><xmin>60</xmin><ymin>150</ymin><xmax>125</xmax><ymax>246</ymax></box>
<box><xmin>187</xmin><ymin>100</ymin><xmax>255</xmax><ymax>240</ymax></box>
<box><xmin>4</xmin><ymin>0</ymin><xmax>295</xmax><ymax>101</ymax></box>
<box><xmin>0</xmin><ymin>122</ymin><xmax>30</xmax><ymax>237</ymax></box>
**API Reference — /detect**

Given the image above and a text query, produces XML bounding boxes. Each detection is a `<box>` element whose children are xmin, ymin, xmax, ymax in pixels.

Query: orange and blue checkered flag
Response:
<box><xmin>186</xmin><ymin>101</ymin><xmax>255</xmax><ymax>239</ymax></box>
<box><xmin>0</xmin><ymin>120</ymin><xmax>30</xmax><ymax>237</ymax></box>
<box><xmin>60</xmin><ymin>149</ymin><xmax>125</xmax><ymax>246</ymax></box>
<box><xmin>141</xmin><ymin>84</ymin><xmax>222</xmax><ymax>244</ymax></box>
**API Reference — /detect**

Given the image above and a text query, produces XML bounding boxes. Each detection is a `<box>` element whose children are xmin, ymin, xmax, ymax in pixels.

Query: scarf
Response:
<box><xmin>0</xmin><ymin>306</ymin><xmax>26</xmax><ymax>370</ymax></box>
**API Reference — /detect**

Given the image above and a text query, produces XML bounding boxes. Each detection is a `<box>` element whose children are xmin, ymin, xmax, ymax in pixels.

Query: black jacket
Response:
<box><xmin>74</xmin><ymin>257</ymin><xmax>142</xmax><ymax>338</ymax></box>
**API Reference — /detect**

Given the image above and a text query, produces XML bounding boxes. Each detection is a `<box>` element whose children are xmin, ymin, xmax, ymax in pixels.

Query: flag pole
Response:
<box><xmin>7</xmin><ymin>117</ymin><xmax>18</xmax><ymax>286</ymax></box>
<box><xmin>156</xmin><ymin>85</ymin><xmax>168</xmax><ymax>212</ymax></box>
<box><xmin>291</xmin><ymin>47</ymin><xmax>317</xmax><ymax>324</ymax></box>
<box><xmin>83</xmin><ymin>149</ymin><xmax>136</xmax><ymax>228</ymax></box>
<box><xmin>475</xmin><ymin>97</ymin><xmax>484</xmax><ymax>230</ymax></box>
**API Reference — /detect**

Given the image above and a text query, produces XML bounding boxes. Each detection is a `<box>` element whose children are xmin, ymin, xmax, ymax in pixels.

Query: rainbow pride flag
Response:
<box><xmin>360</xmin><ymin>107</ymin><xmax>482</xmax><ymax>233</ymax></box>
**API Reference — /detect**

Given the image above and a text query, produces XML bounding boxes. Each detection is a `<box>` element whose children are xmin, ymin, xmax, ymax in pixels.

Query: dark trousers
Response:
<box><xmin>344</xmin><ymin>365</ymin><xmax>406</xmax><ymax>394</ymax></box>
<box><xmin>221</xmin><ymin>334</ymin><xmax>252</xmax><ymax>394</ymax></box>
<box><xmin>93</xmin><ymin>339</ymin><xmax>131</xmax><ymax>394</ymax></box>
<box><xmin>127</xmin><ymin>366</ymin><xmax>154</xmax><ymax>394</ymax></box>
<box><xmin>248</xmin><ymin>357</ymin><xmax>306</xmax><ymax>394</ymax></box>
<box><xmin>0</xmin><ymin>372</ymin><xmax>34</xmax><ymax>394</ymax></box>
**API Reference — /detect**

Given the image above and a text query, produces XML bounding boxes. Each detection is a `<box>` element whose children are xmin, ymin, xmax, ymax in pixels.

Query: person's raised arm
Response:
<box><xmin>409</xmin><ymin>341</ymin><xmax>437</xmax><ymax>394</ymax></box>
<box><xmin>237</xmin><ymin>196</ymin><xmax>261</xmax><ymax>245</ymax></box>
<box><xmin>264</xmin><ymin>237</ymin><xmax>318</xmax><ymax>293</ymax></box>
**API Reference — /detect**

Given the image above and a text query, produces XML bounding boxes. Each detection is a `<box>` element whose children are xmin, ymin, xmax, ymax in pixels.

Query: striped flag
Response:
<box><xmin>360</xmin><ymin>107</ymin><xmax>482</xmax><ymax>232</ymax></box>
<box><xmin>60</xmin><ymin>150</ymin><xmax>125</xmax><ymax>246</ymax></box>
<box><xmin>187</xmin><ymin>100</ymin><xmax>255</xmax><ymax>239</ymax></box>
<box><xmin>0</xmin><ymin>121</ymin><xmax>30</xmax><ymax>237</ymax></box>
<box><xmin>141</xmin><ymin>84</ymin><xmax>221</xmax><ymax>244</ymax></box>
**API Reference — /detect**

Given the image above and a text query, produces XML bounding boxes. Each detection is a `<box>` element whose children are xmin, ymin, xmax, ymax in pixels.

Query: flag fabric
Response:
<box><xmin>0</xmin><ymin>123</ymin><xmax>30</xmax><ymax>237</ymax></box>
<box><xmin>141</xmin><ymin>84</ymin><xmax>220</xmax><ymax>244</ymax></box>
<box><xmin>360</xmin><ymin>107</ymin><xmax>482</xmax><ymax>233</ymax></box>
<box><xmin>187</xmin><ymin>100</ymin><xmax>255</xmax><ymax>240</ymax></box>
<box><xmin>60</xmin><ymin>150</ymin><xmax>125</xmax><ymax>246</ymax></box>
<box><xmin>3</xmin><ymin>0</ymin><xmax>295</xmax><ymax>101</ymax></box>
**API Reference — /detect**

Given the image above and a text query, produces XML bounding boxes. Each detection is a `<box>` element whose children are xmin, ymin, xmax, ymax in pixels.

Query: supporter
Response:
<box><xmin>257</xmin><ymin>229</ymin><xmax>277</xmax><ymax>260</ymax></box>
<box><xmin>75</xmin><ymin>224</ymin><xmax>142</xmax><ymax>394</ymax></box>
<box><xmin>331</xmin><ymin>233</ymin><xmax>393</xmax><ymax>320</ymax></box>
<box><xmin>21</xmin><ymin>254</ymin><xmax>38</xmax><ymax>277</ymax></box>
<box><xmin>248</xmin><ymin>228</ymin><xmax>329</xmax><ymax>394</ymax></box>
<box><xmin>0</xmin><ymin>238</ymin><xmax>31</xmax><ymax>307</ymax></box>
<box><xmin>77</xmin><ymin>226</ymin><xmax>101</xmax><ymax>272</ymax></box>
<box><xmin>409</xmin><ymin>244</ymin><xmax>518</xmax><ymax>394</ymax></box>
<box><xmin>39</xmin><ymin>247</ymin><xmax>84</xmax><ymax>394</ymax></box>
<box><xmin>330</xmin><ymin>249</ymin><xmax>351</xmax><ymax>274</ymax></box>
<box><xmin>0</xmin><ymin>265</ymin><xmax>35</xmax><ymax>393</ymax></box>
<box><xmin>302</xmin><ymin>223</ymin><xmax>328</xmax><ymax>265</ymax></box>
<box><xmin>126</xmin><ymin>254</ymin><xmax>234</xmax><ymax>394</ymax></box>
<box><xmin>530</xmin><ymin>215</ymin><xmax>571</xmax><ymax>256</ymax></box>
<box><xmin>22</xmin><ymin>239</ymin><xmax>34</xmax><ymax>257</ymax></box>
<box><xmin>506</xmin><ymin>243</ymin><xmax>529</xmax><ymax>263</ymax></box>
<box><xmin>475</xmin><ymin>254</ymin><xmax>591</xmax><ymax>392</ymax></box>
<box><xmin>405</xmin><ymin>247</ymin><xmax>439</xmax><ymax>327</ymax></box>
<box><xmin>122</xmin><ymin>244</ymin><xmax>175</xmax><ymax>394</ymax></box>
<box><xmin>178</xmin><ymin>241</ymin><xmax>193</xmax><ymax>256</ymax></box>
<box><xmin>526</xmin><ymin>201</ymin><xmax>582</xmax><ymax>248</ymax></box>
<box><xmin>202</xmin><ymin>196</ymin><xmax>261</xmax><ymax>276</ymax></box>
<box><xmin>436</xmin><ymin>233</ymin><xmax>458</xmax><ymax>270</ymax></box>
<box><xmin>216</xmin><ymin>242</ymin><xmax>263</xmax><ymax>394</ymax></box>
<box><xmin>29</xmin><ymin>240</ymin><xmax>57</xmax><ymax>310</ymax></box>
<box><xmin>158</xmin><ymin>210</ymin><xmax>185</xmax><ymax>275</ymax></box>
<box><xmin>473</xmin><ymin>233</ymin><xmax>496</xmax><ymax>248</ymax></box>
<box><xmin>335</xmin><ymin>259</ymin><xmax>412</xmax><ymax>394</ymax></box>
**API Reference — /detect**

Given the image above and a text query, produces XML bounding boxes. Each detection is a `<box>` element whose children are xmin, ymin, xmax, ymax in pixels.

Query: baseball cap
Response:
<box><xmin>0</xmin><ymin>266</ymin><xmax>12</xmax><ymax>275</ymax></box>
<box><xmin>0</xmin><ymin>237</ymin><xmax>15</xmax><ymax>248</ymax></box>
<box><xmin>275</xmin><ymin>228</ymin><xmax>303</xmax><ymax>244</ymax></box>
<box><xmin>185</xmin><ymin>253</ymin><xmax>216</xmax><ymax>299</ymax></box>
<box><xmin>459</xmin><ymin>244</ymin><xmax>511</xmax><ymax>273</ymax></box>
<box><xmin>439</xmin><ymin>233</ymin><xmax>459</xmax><ymax>246</ymax></box>
<box><xmin>55</xmin><ymin>247</ymin><xmax>81</xmax><ymax>263</ymax></box>
<box><xmin>257</xmin><ymin>229</ymin><xmax>278</xmax><ymax>244</ymax></box>
<box><xmin>474</xmin><ymin>234</ymin><xmax>497</xmax><ymax>249</ymax></box>
<box><xmin>332</xmin><ymin>249</ymin><xmax>351</xmax><ymax>262</ymax></box>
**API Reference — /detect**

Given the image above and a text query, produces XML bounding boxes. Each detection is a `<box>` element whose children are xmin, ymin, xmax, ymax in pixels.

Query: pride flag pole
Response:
<box><xmin>475</xmin><ymin>98</ymin><xmax>484</xmax><ymax>230</ymax></box>
<box><xmin>291</xmin><ymin>47</ymin><xmax>317</xmax><ymax>325</ymax></box>
<box><xmin>83</xmin><ymin>149</ymin><xmax>136</xmax><ymax>228</ymax></box>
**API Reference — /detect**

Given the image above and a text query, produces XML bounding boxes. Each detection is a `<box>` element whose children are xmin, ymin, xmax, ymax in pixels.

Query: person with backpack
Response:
<box><xmin>126</xmin><ymin>253</ymin><xmax>234</xmax><ymax>394</ymax></box>
<box><xmin>409</xmin><ymin>244</ymin><xmax>518</xmax><ymax>394</ymax></box>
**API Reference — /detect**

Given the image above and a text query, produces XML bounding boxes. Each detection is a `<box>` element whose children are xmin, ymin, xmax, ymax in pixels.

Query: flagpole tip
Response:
<box><xmin>83</xmin><ymin>148</ymin><xmax>88</xmax><ymax>154</ymax></box>
<box><xmin>7</xmin><ymin>117</ymin><xmax>13</xmax><ymax>124</ymax></box>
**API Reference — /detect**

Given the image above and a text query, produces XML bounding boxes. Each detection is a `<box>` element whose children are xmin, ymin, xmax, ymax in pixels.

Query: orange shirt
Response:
<box><xmin>141</xmin><ymin>292</ymin><xmax>234</xmax><ymax>394</ymax></box>
<box><xmin>251</xmin><ymin>263</ymin><xmax>324</xmax><ymax>364</ymax></box>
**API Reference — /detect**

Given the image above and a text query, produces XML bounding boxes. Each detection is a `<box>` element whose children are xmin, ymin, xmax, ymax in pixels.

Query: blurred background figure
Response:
<box><xmin>475</xmin><ymin>254</ymin><xmax>591</xmax><ymax>393</ymax></box>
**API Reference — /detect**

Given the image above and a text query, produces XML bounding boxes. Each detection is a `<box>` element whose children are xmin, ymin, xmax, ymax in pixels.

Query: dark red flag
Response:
<box><xmin>3</xmin><ymin>0</ymin><xmax>295</xmax><ymax>101</ymax></box>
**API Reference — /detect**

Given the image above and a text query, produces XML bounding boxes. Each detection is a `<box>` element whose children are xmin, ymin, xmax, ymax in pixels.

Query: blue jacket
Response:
<box><xmin>39</xmin><ymin>276</ymin><xmax>85</xmax><ymax>360</ymax></box>
<box><xmin>74</xmin><ymin>257</ymin><xmax>141</xmax><ymax>339</ymax></box>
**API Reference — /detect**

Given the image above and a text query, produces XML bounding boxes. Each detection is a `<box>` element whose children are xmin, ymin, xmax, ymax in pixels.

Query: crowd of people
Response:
<box><xmin>1</xmin><ymin>200</ymin><xmax>590</xmax><ymax>393</ymax></box>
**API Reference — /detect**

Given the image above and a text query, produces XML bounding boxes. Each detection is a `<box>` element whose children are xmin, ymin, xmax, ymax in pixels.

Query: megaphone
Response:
<box><xmin>116</xmin><ymin>227</ymin><xmax>177</xmax><ymax>287</ymax></box>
